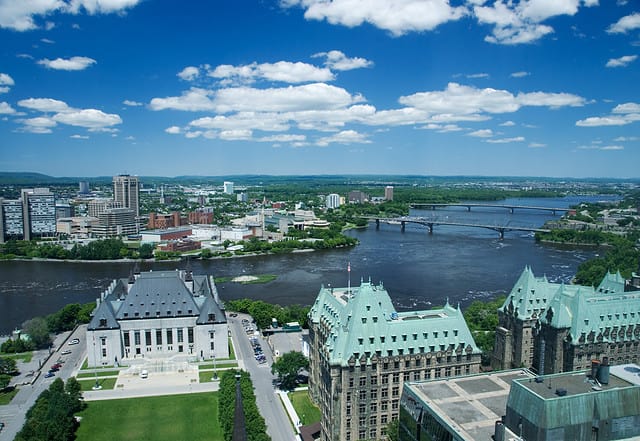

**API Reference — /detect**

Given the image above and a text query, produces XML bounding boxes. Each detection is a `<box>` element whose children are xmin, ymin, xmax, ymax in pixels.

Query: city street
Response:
<box><xmin>228</xmin><ymin>313</ymin><xmax>298</xmax><ymax>441</ymax></box>
<box><xmin>0</xmin><ymin>326</ymin><xmax>85</xmax><ymax>441</ymax></box>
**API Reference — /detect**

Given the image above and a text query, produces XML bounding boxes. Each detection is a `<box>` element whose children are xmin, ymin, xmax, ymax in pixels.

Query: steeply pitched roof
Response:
<box><xmin>309</xmin><ymin>280</ymin><xmax>480</xmax><ymax>366</ymax></box>
<box><xmin>88</xmin><ymin>269</ymin><xmax>225</xmax><ymax>330</ymax></box>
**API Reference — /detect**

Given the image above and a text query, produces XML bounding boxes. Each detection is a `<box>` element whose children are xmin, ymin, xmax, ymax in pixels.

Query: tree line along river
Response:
<box><xmin>0</xmin><ymin>195</ymin><xmax>613</xmax><ymax>335</ymax></box>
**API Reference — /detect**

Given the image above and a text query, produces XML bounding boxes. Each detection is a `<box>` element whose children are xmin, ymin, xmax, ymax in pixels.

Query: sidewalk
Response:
<box><xmin>277</xmin><ymin>390</ymin><xmax>302</xmax><ymax>435</ymax></box>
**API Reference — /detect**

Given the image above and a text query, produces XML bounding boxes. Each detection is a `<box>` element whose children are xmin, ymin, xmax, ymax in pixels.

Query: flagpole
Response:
<box><xmin>348</xmin><ymin>261</ymin><xmax>351</xmax><ymax>294</ymax></box>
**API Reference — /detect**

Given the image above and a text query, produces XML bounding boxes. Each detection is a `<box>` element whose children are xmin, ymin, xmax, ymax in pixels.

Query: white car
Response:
<box><xmin>61</xmin><ymin>350</ymin><xmax>72</xmax><ymax>355</ymax></box>
<box><xmin>68</xmin><ymin>338</ymin><xmax>80</xmax><ymax>345</ymax></box>
<box><xmin>140</xmin><ymin>370</ymin><xmax>148</xmax><ymax>379</ymax></box>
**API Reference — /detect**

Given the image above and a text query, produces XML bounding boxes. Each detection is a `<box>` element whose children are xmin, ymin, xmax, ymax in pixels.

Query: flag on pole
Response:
<box><xmin>348</xmin><ymin>262</ymin><xmax>351</xmax><ymax>273</ymax></box>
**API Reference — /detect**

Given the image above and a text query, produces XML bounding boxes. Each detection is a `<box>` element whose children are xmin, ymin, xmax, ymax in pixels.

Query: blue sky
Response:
<box><xmin>0</xmin><ymin>0</ymin><xmax>638</xmax><ymax>178</ymax></box>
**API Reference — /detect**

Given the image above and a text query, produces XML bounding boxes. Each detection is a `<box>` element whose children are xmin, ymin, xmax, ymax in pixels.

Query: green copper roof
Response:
<box><xmin>501</xmin><ymin>266</ymin><xmax>640</xmax><ymax>345</ymax></box>
<box><xmin>309</xmin><ymin>280</ymin><xmax>480</xmax><ymax>366</ymax></box>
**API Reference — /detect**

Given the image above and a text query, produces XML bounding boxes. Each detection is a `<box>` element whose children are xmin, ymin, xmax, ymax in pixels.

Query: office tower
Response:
<box><xmin>79</xmin><ymin>181</ymin><xmax>90</xmax><ymax>194</ymax></box>
<box><xmin>0</xmin><ymin>198</ymin><xmax>24</xmax><ymax>242</ymax></box>
<box><xmin>223</xmin><ymin>181</ymin><xmax>234</xmax><ymax>195</ymax></box>
<box><xmin>21</xmin><ymin>188</ymin><xmax>56</xmax><ymax>241</ymax></box>
<box><xmin>113</xmin><ymin>174</ymin><xmax>140</xmax><ymax>216</ymax></box>
<box><xmin>385</xmin><ymin>186</ymin><xmax>394</xmax><ymax>201</ymax></box>
<box><xmin>326</xmin><ymin>193</ymin><xmax>341</xmax><ymax>209</ymax></box>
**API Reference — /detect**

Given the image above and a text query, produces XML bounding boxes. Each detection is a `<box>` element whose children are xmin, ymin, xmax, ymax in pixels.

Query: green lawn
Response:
<box><xmin>76</xmin><ymin>370</ymin><xmax>120</xmax><ymax>378</ymax></box>
<box><xmin>77</xmin><ymin>377</ymin><xmax>117</xmax><ymax>391</ymax></box>
<box><xmin>199</xmin><ymin>362</ymin><xmax>238</xmax><ymax>370</ymax></box>
<box><xmin>75</xmin><ymin>392</ymin><xmax>222</xmax><ymax>441</ymax></box>
<box><xmin>288</xmin><ymin>390</ymin><xmax>321</xmax><ymax>425</ymax></box>
<box><xmin>2</xmin><ymin>352</ymin><xmax>33</xmax><ymax>363</ymax></box>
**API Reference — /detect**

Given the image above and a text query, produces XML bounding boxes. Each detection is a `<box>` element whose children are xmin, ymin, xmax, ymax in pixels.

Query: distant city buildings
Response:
<box><xmin>0</xmin><ymin>188</ymin><xmax>56</xmax><ymax>242</ymax></box>
<box><xmin>223</xmin><ymin>181</ymin><xmax>234</xmax><ymax>195</ymax></box>
<box><xmin>326</xmin><ymin>193</ymin><xmax>341</xmax><ymax>209</ymax></box>
<box><xmin>493</xmin><ymin>266</ymin><xmax>640</xmax><ymax>374</ymax></box>
<box><xmin>348</xmin><ymin>190</ymin><xmax>369</xmax><ymax>204</ymax></box>
<box><xmin>147</xmin><ymin>208</ymin><xmax>214</xmax><ymax>230</ymax></box>
<box><xmin>385</xmin><ymin>186</ymin><xmax>394</xmax><ymax>201</ymax></box>
<box><xmin>308</xmin><ymin>280</ymin><xmax>481</xmax><ymax>441</ymax></box>
<box><xmin>93</xmin><ymin>208</ymin><xmax>137</xmax><ymax>238</ymax></box>
<box><xmin>86</xmin><ymin>268</ymin><xmax>228</xmax><ymax>367</ymax></box>
<box><xmin>78</xmin><ymin>181</ymin><xmax>90</xmax><ymax>195</ymax></box>
<box><xmin>113</xmin><ymin>174</ymin><xmax>140</xmax><ymax>216</ymax></box>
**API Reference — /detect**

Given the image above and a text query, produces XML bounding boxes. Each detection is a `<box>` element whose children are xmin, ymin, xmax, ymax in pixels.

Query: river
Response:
<box><xmin>0</xmin><ymin>195</ymin><xmax>614</xmax><ymax>335</ymax></box>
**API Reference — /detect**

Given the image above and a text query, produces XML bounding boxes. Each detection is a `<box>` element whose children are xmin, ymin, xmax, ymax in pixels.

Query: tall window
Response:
<box><xmin>156</xmin><ymin>330</ymin><xmax>162</xmax><ymax>345</ymax></box>
<box><xmin>167</xmin><ymin>329</ymin><xmax>173</xmax><ymax>345</ymax></box>
<box><xmin>188</xmin><ymin>327</ymin><xmax>194</xmax><ymax>344</ymax></box>
<box><xmin>134</xmin><ymin>331</ymin><xmax>140</xmax><ymax>345</ymax></box>
<box><xmin>177</xmin><ymin>329</ymin><xmax>184</xmax><ymax>343</ymax></box>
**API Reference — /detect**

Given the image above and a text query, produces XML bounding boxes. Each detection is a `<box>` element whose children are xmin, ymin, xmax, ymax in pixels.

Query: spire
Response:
<box><xmin>128</xmin><ymin>268</ymin><xmax>135</xmax><ymax>285</ymax></box>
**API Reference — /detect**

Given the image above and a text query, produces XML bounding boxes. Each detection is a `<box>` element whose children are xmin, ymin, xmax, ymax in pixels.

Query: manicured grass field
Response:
<box><xmin>76</xmin><ymin>370</ymin><xmax>120</xmax><ymax>378</ymax></box>
<box><xmin>76</xmin><ymin>392</ymin><xmax>222</xmax><ymax>441</ymax></box>
<box><xmin>77</xmin><ymin>377</ymin><xmax>117</xmax><ymax>391</ymax></box>
<box><xmin>288</xmin><ymin>390</ymin><xmax>321</xmax><ymax>425</ymax></box>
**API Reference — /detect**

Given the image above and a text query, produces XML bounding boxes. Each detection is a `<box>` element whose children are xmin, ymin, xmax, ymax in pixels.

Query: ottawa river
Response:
<box><xmin>0</xmin><ymin>195</ymin><xmax>615</xmax><ymax>335</ymax></box>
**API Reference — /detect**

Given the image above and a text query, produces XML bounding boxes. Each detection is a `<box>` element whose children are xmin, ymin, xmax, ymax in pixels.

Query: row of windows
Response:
<box><xmin>348</xmin><ymin>365</ymin><xmax>471</xmax><ymax>388</ymax></box>
<box><xmin>123</xmin><ymin>328</ymin><xmax>194</xmax><ymax>347</ymax></box>
<box><xmin>346</xmin><ymin>400</ymin><xmax>399</xmax><ymax>416</ymax></box>
<box><xmin>357</xmin><ymin>330</ymin><xmax>460</xmax><ymax>344</ymax></box>
<box><xmin>344</xmin><ymin>413</ymin><xmax>397</xmax><ymax>440</ymax></box>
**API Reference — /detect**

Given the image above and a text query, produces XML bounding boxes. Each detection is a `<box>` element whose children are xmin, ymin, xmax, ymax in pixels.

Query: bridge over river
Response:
<box><xmin>365</xmin><ymin>216</ymin><xmax>551</xmax><ymax>239</ymax></box>
<box><xmin>410</xmin><ymin>203</ymin><xmax>569</xmax><ymax>215</ymax></box>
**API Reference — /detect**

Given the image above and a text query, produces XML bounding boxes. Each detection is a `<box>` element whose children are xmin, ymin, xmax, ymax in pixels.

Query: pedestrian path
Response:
<box><xmin>277</xmin><ymin>390</ymin><xmax>302</xmax><ymax>435</ymax></box>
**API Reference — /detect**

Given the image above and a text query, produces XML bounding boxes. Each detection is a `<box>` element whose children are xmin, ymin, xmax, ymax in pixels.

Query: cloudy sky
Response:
<box><xmin>0</xmin><ymin>0</ymin><xmax>638</xmax><ymax>178</ymax></box>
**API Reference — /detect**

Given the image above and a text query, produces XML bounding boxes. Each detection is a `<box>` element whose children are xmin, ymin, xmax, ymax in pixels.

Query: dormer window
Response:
<box><xmin>99</xmin><ymin>318</ymin><xmax>107</xmax><ymax>327</ymax></box>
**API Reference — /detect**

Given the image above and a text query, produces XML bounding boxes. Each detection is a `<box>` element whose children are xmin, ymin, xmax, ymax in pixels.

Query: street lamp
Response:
<box><xmin>211</xmin><ymin>328</ymin><xmax>218</xmax><ymax>380</ymax></box>
<box><xmin>92</xmin><ymin>335</ymin><xmax>102</xmax><ymax>390</ymax></box>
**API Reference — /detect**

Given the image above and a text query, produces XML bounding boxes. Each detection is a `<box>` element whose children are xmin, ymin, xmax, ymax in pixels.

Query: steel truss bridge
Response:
<box><xmin>410</xmin><ymin>203</ymin><xmax>569</xmax><ymax>215</ymax></box>
<box><xmin>365</xmin><ymin>216</ymin><xmax>551</xmax><ymax>239</ymax></box>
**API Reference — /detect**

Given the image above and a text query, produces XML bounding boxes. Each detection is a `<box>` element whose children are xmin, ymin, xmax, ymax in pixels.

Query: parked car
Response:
<box><xmin>51</xmin><ymin>363</ymin><xmax>62</xmax><ymax>369</ymax></box>
<box><xmin>68</xmin><ymin>338</ymin><xmax>80</xmax><ymax>345</ymax></box>
<box><xmin>44</xmin><ymin>372</ymin><xmax>55</xmax><ymax>378</ymax></box>
<box><xmin>61</xmin><ymin>350</ymin><xmax>72</xmax><ymax>355</ymax></box>
<box><xmin>140</xmin><ymin>370</ymin><xmax>148</xmax><ymax>379</ymax></box>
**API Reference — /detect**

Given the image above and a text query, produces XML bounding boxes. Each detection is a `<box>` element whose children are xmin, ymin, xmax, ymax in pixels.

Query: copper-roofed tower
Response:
<box><xmin>308</xmin><ymin>279</ymin><xmax>482</xmax><ymax>441</ymax></box>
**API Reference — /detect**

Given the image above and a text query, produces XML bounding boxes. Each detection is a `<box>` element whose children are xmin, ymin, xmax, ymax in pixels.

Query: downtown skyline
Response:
<box><xmin>0</xmin><ymin>0</ymin><xmax>639</xmax><ymax>178</ymax></box>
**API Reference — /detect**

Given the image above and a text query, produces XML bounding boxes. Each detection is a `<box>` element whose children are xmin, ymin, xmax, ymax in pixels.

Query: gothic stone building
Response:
<box><xmin>308</xmin><ymin>280</ymin><xmax>482</xmax><ymax>441</ymax></box>
<box><xmin>86</xmin><ymin>268</ymin><xmax>228</xmax><ymax>367</ymax></box>
<box><xmin>493</xmin><ymin>266</ymin><xmax>640</xmax><ymax>374</ymax></box>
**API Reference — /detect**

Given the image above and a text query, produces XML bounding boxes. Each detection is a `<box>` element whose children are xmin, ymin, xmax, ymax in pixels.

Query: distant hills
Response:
<box><xmin>0</xmin><ymin>172</ymin><xmax>636</xmax><ymax>187</ymax></box>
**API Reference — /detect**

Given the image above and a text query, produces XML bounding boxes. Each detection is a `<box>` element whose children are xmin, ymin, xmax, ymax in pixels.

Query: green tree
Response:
<box><xmin>386</xmin><ymin>419</ymin><xmax>399</xmax><ymax>441</ymax></box>
<box><xmin>138</xmin><ymin>243</ymin><xmax>155</xmax><ymax>259</ymax></box>
<box><xmin>22</xmin><ymin>317</ymin><xmax>51</xmax><ymax>349</ymax></box>
<box><xmin>0</xmin><ymin>357</ymin><xmax>17</xmax><ymax>375</ymax></box>
<box><xmin>271</xmin><ymin>351</ymin><xmax>309</xmax><ymax>391</ymax></box>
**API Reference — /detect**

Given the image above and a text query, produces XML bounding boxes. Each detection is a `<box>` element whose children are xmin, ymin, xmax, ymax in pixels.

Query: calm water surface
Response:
<box><xmin>0</xmin><ymin>196</ymin><xmax>611</xmax><ymax>334</ymax></box>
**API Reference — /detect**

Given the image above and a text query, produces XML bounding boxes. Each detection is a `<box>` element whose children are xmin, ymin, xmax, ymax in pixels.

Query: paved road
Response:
<box><xmin>0</xmin><ymin>326</ymin><xmax>85</xmax><ymax>441</ymax></box>
<box><xmin>228</xmin><ymin>313</ymin><xmax>298</xmax><ymax>441</ymax></box>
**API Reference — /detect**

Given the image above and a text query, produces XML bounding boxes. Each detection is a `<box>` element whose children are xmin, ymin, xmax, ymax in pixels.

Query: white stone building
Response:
<box><xmin>86</xmin><ymin>268</ymin><xmax>228</xmax><ymax>367</ymax></box>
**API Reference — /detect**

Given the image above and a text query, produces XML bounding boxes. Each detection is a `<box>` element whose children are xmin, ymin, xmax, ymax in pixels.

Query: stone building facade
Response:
<box><xmin>308</xmin><ymin>280</ymin><xmax>482</xmax><ymax>441</ymax></box>
<box><xmin>86</xmin><ymin>268</ymin><xmax>228</xmax><ymax>367</ymax></box>
<box><xmin>493</xmin><ymin>266</ymin><xmax>640</xmax><ymax>374</ymax></box>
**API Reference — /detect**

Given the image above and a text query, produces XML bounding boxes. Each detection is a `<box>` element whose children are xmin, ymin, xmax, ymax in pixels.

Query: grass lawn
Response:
<box><xmin>75</xmin><ymin>392</ymin><xmax>222</xmax><ymax>441</ymax></box>
<box><xmin>0</xmin><ymin>388</ymin><xmax>18</xmax><ymax>405</ymax></box>
<box><xmin>77</xmin><ymin>377</ymin><xmax>117</xmax><ymax>391</ymax></box>
<box><xmin>76</xmin><ymin>370</ymin><xmax>120</xmax><ymax>378</ymax></box>
<box><xmin>3</xmin><ymin>352</ymin><xmax>33</xmax><ymax>363</ymax></box>
<box><xmin>288</xmin><ymin>390</ymin><xmax>321</xmax><ymax>425</ymax></box>
<box><xmin>199</xmin><ymin>371</ymin><xmax>220</xmax><ymax>383</ymax></box>
<box><xmin>198</xmin><ymin>362</ymin><xmax>238</xmax><ymax>370</ymax></box>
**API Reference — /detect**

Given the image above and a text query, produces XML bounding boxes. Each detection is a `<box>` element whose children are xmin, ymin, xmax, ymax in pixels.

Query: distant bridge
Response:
<box><xmin>410</xmin><ymin>203</ymin><xmax>569</xmax><ymax>215</ymax></box>
<box><xmin>364</xmin><ymin>216</ymin><xmax>551</xmax><ymax>239</ymax></box>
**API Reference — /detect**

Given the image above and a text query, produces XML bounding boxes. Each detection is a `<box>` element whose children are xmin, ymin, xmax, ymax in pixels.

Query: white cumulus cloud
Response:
<box><xmin>577</xmin><ymin>102</ymin><xmax>640</xmax><ymax>127</ymax></box>
<box><xmin>510</xmin><ymin>71</ymin><xmax>530</xmax><ymax>78</ymax></box>
<box><xmin>0</xmin><ymin>72</ymin><xmax>14</xmax><ymax>93</ymax></box>
<box><xmin>282</xmin><ymin>0</ymin><xmax>467</xmax><ymax>36</ymax></box>
<box><xmin>123</xmin><ymin>99</ymin><xmax>143</xmax><ymax>106</ymax></box>
<box><xmin>52</xmin><ymin>108</ymin><xmax>121</xmax><ymax>128</ymax></box>
<box><xmin>37</xmin><ymin>56</ymin><xmax>96</xmax><ymax>70</ymax></box>
<box><xmin>150</xmin><ymin>88</ymin><xmax>216</xmax><ymax>111</ymax></box>
<box><xmin>18</xmin><ymin>97</ymin><xmax>70</xmax><ymax>113</ymax></box>
<box><xmin>165</xmin><ymin>126</ymin><xmax>182</xmax><ymax>134</ymax></box>
<box><xmin>607</xmin><ymin>12</ymin><xmax>640</xmax><ymax>34</ymax></box>
<box><xmin>0</xmin><ymin>101</ymin><xmax>16</xmax><ymax>114</ymax></box>
<box><xmin>0</xmin><ymin>0</ymin><xmax>142</xmax><ymax>31</ymax></box>
<box><xmin>316</xmin><ymin>130</ymin><xmax>370</xmax><ymax>146</ymax></box>
<box><xmin>485</xmin><ymin>136</ymin><xmax>525</xmax><ymax>143</ymax></box>
<box><xmin>178</xmin><ymin>66</ymin><xmax>200</xmax><ymax>81</ymax></box>
<box><xmin>312</xmin><ymin>50</ymin><xmax>373</xmax><ymax>71</ymax></box>
<box><xmin>210</xmin><ymin>61</ymin><xmax>334</xmax><ymax>84</ymax></box>
<box><xmin>468</xmin><ymin>129</ymin><xmax>494</xmax><ymax>137</ymax></box>
<box><xmin>606</xmin><ymin>55</ymin><xmax>638</xmax><ymax>68</ymax></box>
